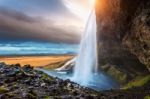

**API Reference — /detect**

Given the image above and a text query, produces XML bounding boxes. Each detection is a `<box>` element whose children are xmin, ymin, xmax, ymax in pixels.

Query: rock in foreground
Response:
<box><xmin>0</xmin><ymin>62</ymin><xmax>150</xmax><ymax>99</ymax></box>
<box><xmin>0</xmin><ymin>62</ymin><xmax>101</xmax><ymax>99</ymax></box>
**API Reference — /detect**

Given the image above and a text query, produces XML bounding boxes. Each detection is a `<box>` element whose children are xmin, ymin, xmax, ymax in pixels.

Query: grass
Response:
<box><xmin>105</xmin><ymin>65</ymin><xmax>127</xmax><ymax>83</ymax></box>
<box><xmin>123</xmin><ymin>75</ymin><xmax>150</xmax><ymax>89</ymax></box>
<box><xmin>145</xmin><ymin>95</ymin><xmax>150</xmax><ymax>99</ymax></box>
<box><xmin>0</xmin><ymin>55</ymin><xmax>73</xmax><ymax>68</ymax></box>
<box><xmin>43</xmin><ymin>58</ymin><xmax>70</xmax><ymax>70</ymax></box>
<box><xmin>44</xmin><ymin>96</ymin><xmax>50</xmax><ymax>99</ymax></box>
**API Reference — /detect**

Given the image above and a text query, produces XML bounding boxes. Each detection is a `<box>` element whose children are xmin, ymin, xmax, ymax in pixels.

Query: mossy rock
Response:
<box><xmin>44</xmin><ymin>96</ymin><xmax>50</xmax><ymax>99</ymax></box>
<box><xmin>0</xmin><ymin>86</ymin><xmax>9</xmax><ymax>94</ymax></box>
<box><xmin>101</xmin><ymin>64</ymin><xmax>128</xmax><ymax>83</ymax></box>
<box><xmin>108</xmin><ymin>66</ymin><xmax>127</xmax><ymax>83</ymax></box>
<box><xmin>5</xmin><ymin>93</ymin><xmax>15</xmax><ymax>98</ymax></box>
<box><xmin>41</xmin><ymin>73</ymin><xmax>54</xmax><ymax>81</ymax></box>
<box><xmin>123</xmin><ymin>75</ymin><xmax>150</xmax><ymax>89</ymax></box>
<box><xmin>27</xmin><ymin>93</ymin><xmax>37</xmax><ymax>99</ymax></box>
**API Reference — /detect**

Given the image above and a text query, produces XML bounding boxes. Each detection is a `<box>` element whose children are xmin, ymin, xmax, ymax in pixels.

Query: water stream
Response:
<box><xmin>37</xmin><ymin>69</ymin><xmax>118</xmax><ymax>91</ymax></box>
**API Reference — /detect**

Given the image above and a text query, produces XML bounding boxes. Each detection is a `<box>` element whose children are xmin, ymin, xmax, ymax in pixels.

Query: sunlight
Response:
<box><xmin>63</xmin><ymin>0</ymin><xmax>89</xmax><ymax>20</ymax></box>
<box><xmin>89</xmin><ymin>0</ymin><xmax>96</xmax><ymax>7</ymax></box>
<box><xmin>63</xmin><ymin>0</ymin><xmax>95</xmax><ymax>22</ymax></box>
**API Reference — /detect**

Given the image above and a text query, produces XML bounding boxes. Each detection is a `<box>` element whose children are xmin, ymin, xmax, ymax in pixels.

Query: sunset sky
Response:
<box><xmin>0</xmin><ymin>0</ymin><xmax>92</xmax><ymax>43</ymax></box>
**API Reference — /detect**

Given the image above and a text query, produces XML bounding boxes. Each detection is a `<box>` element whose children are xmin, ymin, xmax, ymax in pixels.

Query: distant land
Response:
<box><xmin>0</xmin><ymin>42</ymin><xmax>78</xmax><ymax>56</ymax></box>
<box><xmin>0</xmin><ymin>55</ymin><xmax>74</xmax><ymax>69</ymax></box>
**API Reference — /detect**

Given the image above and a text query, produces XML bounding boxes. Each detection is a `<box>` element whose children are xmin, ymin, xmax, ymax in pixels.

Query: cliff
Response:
<box><xmin>96</xmin><ymin>0</ymin><xmax>150</xmax><ymax>83</ymax></box>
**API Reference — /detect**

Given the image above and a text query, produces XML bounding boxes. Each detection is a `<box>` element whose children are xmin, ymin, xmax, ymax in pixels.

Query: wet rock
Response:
<box><xmin>6</xmin><ymin>69</ymin><xmax>20</xmax><ymax>77</ymax></box>
<box><xmin>26</xmin><ymin>93</ymin><xmax>37</xmax><ymax>99</ymax></box>
<box><xmin>72</xmin><ymin>90</ymin><xmax>78</xmax><ymax>96</ymax></box>
<box><xmin>0</xmin><ymin>62</ymin><xmax>6</xmax><ymax>68</ymax></box>
<box><xmin>23</xmin><ymin>64</ymin><xmax>33</xmax><ymax>72</ymax></box>
<box><xmin>67</xmin><ymin>83</ymin><xmax>74</xmax><ymax>89</ymax></box>
<box><xmin>85</xmin><ymin>95</ymin><xmax>95</xmax><ymax>99</ymax></box>
<box><xmin>40</xmin><ymin>83</ymin><xmax>46</xmax><ymax>87</ymax></box>
<box><xmin>14</xmin><ymin>63</ymin><xmax>21</xmax><ymax>69</ymax></box>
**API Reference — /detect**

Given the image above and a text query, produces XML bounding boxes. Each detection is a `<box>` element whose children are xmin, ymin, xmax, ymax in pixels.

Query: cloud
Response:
<box><xmin>0</xmin><ymin>8</ymin><xmax>81</xmax><ymax>43</ymax></box>
<box><xmin>0</xmin><ymin>0</ymin><xmax>70</xmax><ymax>15</ymax></box>
<box><xmin>62</xmin><ymin>0</ymin><xmax>91</xmax><ymax>20</ymax></box>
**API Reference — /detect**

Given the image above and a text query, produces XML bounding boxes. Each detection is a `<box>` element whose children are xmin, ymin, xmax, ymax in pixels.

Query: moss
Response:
<box><xmin>44</xmin><ymin>96</ymin><xmax>50</xmax><ymax>99</ymax></box>
<box><xmin>107</xmin><ymin>66</ymin><xmax>127</xmax><ymax>83</ymax></box>
<box><xmin>41</xmin><ymin>73</ymin><xmax>54</xmax><ymax>81</ymax></box>
<box><xmin>27</xmin><ymin>93</ymin><xmax>37</xmax><ymax>99</ymax></box>
<box><xmin>28</xmin><ymin>90</ymin><xmax>37</xmax><ymax>97</ymax></box>
<box><xmin>5</xmin><ymin>93</ymin><xmax>15</xmax><ymax>97</ymax></box>
<box><xmin>12</xmin><ymin>83</ymin><xmax>18</xmax><ymax>89</ymax></box>
<box><xmin>35</xmin><ymin>70</ymin><xmax>44</xmax><ymax>74</ymax></box>
<box><xmin>123</xmin><ymin>75</ymin><xmax>150</xmax><ymax>89</ymax></box>
<box><xmin>0</xmin><ymin>86</ymin><xmax>9</xmax><ymax>94</ymax></box>
<box><xmin>144</xmin><ymin>95</ymin><xmax>150</xmax><ymax>99</ymax></box>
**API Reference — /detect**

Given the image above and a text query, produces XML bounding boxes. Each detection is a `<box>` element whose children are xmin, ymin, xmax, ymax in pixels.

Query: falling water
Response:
<box><xmin>72</xmin><ymin>8</ymin><xmax>98</xmax><ymax>85</ymax></box>
<box><xmin>38</xmin><ymin>1</ymin><xmax>119</xmax><ymax>90</ymax></box>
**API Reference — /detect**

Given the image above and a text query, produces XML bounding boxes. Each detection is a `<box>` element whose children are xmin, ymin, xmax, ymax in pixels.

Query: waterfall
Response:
<box><xmin>72</xmin><ymin>8</ymin><xmax>98</xmax><ymax>85</ymax></box>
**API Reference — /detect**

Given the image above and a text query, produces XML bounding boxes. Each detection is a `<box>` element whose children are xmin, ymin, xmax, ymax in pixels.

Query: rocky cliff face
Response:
<box><xmin>123</xmin><ymin>1</ymin><xmax>150</xmax><ymax>70</ymax></box>
<box><xmin>96</xmin><ymin>0</ymin><xmax>150</xmax><ymax>83</ymax></box>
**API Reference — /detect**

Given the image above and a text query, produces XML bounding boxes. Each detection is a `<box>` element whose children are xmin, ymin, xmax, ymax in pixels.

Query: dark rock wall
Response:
<box><xmin>96</xmin><ymin>0</ymin><xmax>150</xmax><ymax>83</ymax></box>
<box><xmin>123</xmin><ymin>1</ymin><xmax>150</xmax><ymax>70</ymax></box>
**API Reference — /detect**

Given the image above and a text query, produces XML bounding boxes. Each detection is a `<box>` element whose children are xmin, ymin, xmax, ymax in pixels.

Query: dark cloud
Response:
<box><xmin>0</xmin><ymin>8</ymin><xmax>80</xmax><ymax>43</ymax></box>
<box><xmin>0</xmin><ymin>0</ymin><xmax>77</xmax><ymax>18</ymax></box>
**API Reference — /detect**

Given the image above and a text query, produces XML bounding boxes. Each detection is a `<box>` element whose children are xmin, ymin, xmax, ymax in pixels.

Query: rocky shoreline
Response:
<box><xmin>0</xmin><ymin>62</ymin><xmax>101</xmax><ymax>99</ymax></box>
<box><xmin>0</xmin><ymin>63</ymin><xmax>150</xmax><ymax>99</ymax></box>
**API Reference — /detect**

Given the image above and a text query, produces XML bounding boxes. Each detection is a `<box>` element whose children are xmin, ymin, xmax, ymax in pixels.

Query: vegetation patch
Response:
<box><xmin>123</xmin><ymin>75</ymin><xmax>150</xmax><ymax>89</ymax></box>
<box><xmin>0</xmin><ymin>86</ymin><xmax>9</xmax><ymax>94</ymax></box>
<box><xmin>145</xmin><ymin>95</ymin><xmax>150</xmax><ymax>99</ymax></box>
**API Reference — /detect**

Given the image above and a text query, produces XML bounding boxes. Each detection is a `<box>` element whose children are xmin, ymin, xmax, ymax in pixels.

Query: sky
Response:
<box><xmin>0</xmin><ymin>0</ymin><xmax>92</xmax><ymax>43</ymax></box>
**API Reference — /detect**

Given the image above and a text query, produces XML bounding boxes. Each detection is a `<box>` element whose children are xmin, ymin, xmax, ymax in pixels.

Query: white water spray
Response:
<box><xmin>72</xmin><ymin>6</ymin><xmax>98</xmax><ymax>85</ymax></box>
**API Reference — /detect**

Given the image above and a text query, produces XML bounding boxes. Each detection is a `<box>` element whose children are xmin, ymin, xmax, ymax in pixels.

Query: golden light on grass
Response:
<box><xmin>0</xmin><ymin>55</ymin><xmax>73</xmax><ymax>68</ymax></box>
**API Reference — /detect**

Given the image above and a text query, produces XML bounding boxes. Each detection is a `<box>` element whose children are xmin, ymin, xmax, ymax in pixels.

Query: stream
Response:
<box><xmin>37</xmin><ymin>68</ymin><xmax>119</xmax><ymax>91</ymax></box>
